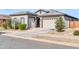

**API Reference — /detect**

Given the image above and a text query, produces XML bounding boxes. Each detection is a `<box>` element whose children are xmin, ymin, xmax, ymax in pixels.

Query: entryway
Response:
<box><xmin>36</xmin><ymin>17</ymin><xmax>40</xmax><ymax>27</ymax></box>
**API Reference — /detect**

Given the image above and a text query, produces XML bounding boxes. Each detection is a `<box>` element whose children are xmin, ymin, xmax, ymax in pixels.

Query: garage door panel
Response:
<box><xmin>43</xmin><ymin>20</ymin><xmax>55</xmax><ymax>29</ymax></box>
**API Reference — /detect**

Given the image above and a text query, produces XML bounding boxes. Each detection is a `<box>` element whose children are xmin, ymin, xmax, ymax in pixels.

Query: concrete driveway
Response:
<box><xmin>0</xmin><ymin>35</ymin><xmax>78</xmax><ymax>49</ymax></box>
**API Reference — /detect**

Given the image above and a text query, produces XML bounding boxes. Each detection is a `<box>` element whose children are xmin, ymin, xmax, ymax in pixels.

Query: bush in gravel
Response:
<box><xmin>73</xmin><ymin>31</ymin><xmax>79</xmax><ymax>36</ymax></box>
<box><xmin>18</xmin><ymin>23</ymin><xmax>26</xmax><ymax>30</ymax></box>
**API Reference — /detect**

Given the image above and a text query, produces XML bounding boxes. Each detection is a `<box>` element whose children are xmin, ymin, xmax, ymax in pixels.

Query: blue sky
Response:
<box><xmin>0</xmin><ymin>9</ymin><xmax>79</xmax><ymax>18</ymax></box>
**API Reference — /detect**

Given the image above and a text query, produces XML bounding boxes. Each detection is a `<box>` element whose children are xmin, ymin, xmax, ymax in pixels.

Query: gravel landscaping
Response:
<box><xmin>33</xmin><ymin>29</ymin><xmax>79</xmax><ymax>44</ymax></box>
<box><xmin>33</xmin><ymin>35</ymin><xmax>79</xmax><ymax>44</ymax></box>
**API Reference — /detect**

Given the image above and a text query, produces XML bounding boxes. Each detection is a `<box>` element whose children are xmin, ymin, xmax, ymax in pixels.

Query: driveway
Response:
<box><xmin>0</xmin><ymin>35</ymin><xmax>78</xmax><ymax>49</ymax></box>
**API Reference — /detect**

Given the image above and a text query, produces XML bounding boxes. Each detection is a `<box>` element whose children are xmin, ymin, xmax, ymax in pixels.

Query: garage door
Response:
<box><xmin>43</xmin><ymin>20</ymin><xmax>55</xmax><ymax>29</ymax></box>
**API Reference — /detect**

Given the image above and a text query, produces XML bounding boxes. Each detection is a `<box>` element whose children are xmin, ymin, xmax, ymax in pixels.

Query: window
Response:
<box><xmin>12</xmin><ymin>18</ymin><xmax>17</xmax><ymax>28</ymax></box>
<box><xmin>13</xmin><ymin>18</ymin><xmax>17</xmax><ymax>21</ymax></box>
<box><xmin>20</xmin><ymin>17</ymin><xmax>25</xmax><ymax>24</ymax></box>
<box><xmin>12</xmin><ymin>18</ymin><xmax>17</xmax><ymax>23</ymax></box>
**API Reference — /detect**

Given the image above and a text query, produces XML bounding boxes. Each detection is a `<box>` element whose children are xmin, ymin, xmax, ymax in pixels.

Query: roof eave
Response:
<box><xmin>10</xmin><ymin>14</ymin><xmax>37</xmax><ymax>16</ymax></box>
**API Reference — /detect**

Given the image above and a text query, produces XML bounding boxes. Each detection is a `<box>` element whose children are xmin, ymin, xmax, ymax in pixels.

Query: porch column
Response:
<box><xmin>40</xmin><ymin>17</ymin><xmax>43</xmax><ymax>28</ymax></box>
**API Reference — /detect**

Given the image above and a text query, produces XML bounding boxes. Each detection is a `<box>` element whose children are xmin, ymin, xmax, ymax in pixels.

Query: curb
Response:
<box><xmin>2</xmin><ymin>34</ymin><xmax>79</xmax><ymax>48</ymax></box>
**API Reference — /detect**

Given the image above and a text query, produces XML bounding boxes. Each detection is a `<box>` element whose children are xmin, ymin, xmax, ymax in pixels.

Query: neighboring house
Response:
<box><xmin>10</xmin><ymin>11</ymin><xmax>37</xmax><ymax>29</ymax></box>
<box><xmin>0</xmin><ymin>14</ymin><xmax>10</xmax><ymax>26</ymax></box>
<box><xmin>10</xmin><ymin>9</ymin><xmax>79</xmax><ymax>29</ymax></box>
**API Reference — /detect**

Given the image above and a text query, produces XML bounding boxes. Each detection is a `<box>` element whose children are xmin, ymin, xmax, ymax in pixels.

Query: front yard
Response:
<box><xmin>32</xmin><ymin>28</ymin><xmax>79</xmax><ymax>44</ymax></box>
<box><xmin>1</xmin><ymin>27</ymin><xmax>79</xmax><ymax>48</ymax></box>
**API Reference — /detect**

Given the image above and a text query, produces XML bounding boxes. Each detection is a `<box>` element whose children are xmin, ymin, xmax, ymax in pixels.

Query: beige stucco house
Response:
<box><xmin>10</xmin><ymin>9</ymin><xmax>79</xmax><ymax>29</ymax></box>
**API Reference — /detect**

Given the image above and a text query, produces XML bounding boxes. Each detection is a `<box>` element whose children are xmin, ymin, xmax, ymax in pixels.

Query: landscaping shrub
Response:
<box><xmin>11</xmin><ymin>22</ymin><xmax>19</xmax><ymax>29</ymax></box>
<box><xmin>2</xmin><ymin>22</ymin><xmax>7</xmax><ymax>29</ymax></box>
<box><xmin>73</xmin><ymin>31</ymin><xmax>79</xmax><ymax>36</ymax></box>
<box><xmin>7</xmin><ymin>20</ymin><xmax>12</xmax><ymax>29</ymax></box>
<box><xmin>18</xmin><ymin>23</ymin><xmax>26</xmax><ymax>30</ymax></box>
<box><xmin>15</xmin><ymin>22</ymin><xmax>19</xmax><ymax>29</ymax></box>
<box><xmin>55</xmin><ymin>17</ymin><xmax>65</xmax><ymax>32</ymax></box>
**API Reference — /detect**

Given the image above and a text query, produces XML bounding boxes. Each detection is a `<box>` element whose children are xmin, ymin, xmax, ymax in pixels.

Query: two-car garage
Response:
<box><xmin>40</xmin><ymin>15</ymin><xmax>79</xmax><ymax>29</ymax></box>
<box><xmin>42</xmin><ymin>17</ymin><xmax>79</xmax><ymax>29</ymax></box>
<box><xmin>43</xmin><ymin>20</ymin><xmax>79</xmax><ymax>29</ymax></box>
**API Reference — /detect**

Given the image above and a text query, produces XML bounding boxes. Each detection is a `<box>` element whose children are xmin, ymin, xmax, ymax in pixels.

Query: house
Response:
<box><xmin>0</xmin><ymin>14</ymin><xmax>10</xmax><ymax>26</ymax></box>
<box><xmin>10</xmin><ymin>9</ymin><xmax>79</xmax><ymax>29</ymax></box>
<box><xmin>10</xmin><ymin>11</ymin><xmax>37</xmax><ymax>29</ymax></box>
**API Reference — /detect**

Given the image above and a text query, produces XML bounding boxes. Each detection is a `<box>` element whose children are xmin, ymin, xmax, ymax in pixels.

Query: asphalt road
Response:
<box><xmin>0</xmin><ymin>35</ymin><xmax>78</xmax><ymax>49</ymax></box>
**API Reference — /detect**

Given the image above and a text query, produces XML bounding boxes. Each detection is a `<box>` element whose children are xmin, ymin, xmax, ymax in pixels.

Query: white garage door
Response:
<box><xmin>43</xmin><ymin>19</ymin><xmax>56</xmax><ymax>29</ymax></box>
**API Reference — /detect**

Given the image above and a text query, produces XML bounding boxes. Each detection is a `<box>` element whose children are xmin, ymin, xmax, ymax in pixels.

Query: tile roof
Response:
<box><xmin>0</xmin><ymin>14</ymin><xmax>10</xmax><ymax>19</ymax></box>
<box><xmin>35</xmin><ymin>9</ymin><xmax>79</xmax><ymax>19</ymax></box>
<box><xmin>10</xmin><ymin>11</ymin><xmax>37</xmax><ymax>16</ymax></box>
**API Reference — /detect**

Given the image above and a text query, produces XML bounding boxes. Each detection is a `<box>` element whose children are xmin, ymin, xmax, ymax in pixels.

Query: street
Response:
<box><xmin>0</xmin><ymin>35</ymin><xmax>78</xmax><ymax>49</ymax></box>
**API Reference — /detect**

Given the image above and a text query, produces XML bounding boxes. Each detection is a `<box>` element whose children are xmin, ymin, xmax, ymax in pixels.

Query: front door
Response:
<box><xmin>36</xmin><ymin>17</ymin><xmax>40</xmax><ymax>27</ymax></box>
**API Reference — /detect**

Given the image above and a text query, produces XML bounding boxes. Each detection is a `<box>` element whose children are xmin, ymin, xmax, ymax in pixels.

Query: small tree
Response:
<box><xmin>55</xmin><ymin>17</ymin><xmax>65</xmax><ymax>32</ymax></box>
<box><xmin>2</xmin><ymin>22</ymin><xmax>7</xmax><ymax>29</ymax></box>
<box><xmin>7</xmin><ymin>20</ymin><xmax>12</xmax><ymax>29</ymax></box>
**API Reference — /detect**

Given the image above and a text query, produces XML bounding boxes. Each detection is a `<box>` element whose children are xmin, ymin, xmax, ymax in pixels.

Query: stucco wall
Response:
<box><xmin>62</xmin><ymin>16</ymin><xmax>69</xmax><ymax>28</ymax></box>
<box><xmin>28</xmin><ymin>17</ymin><xmax>36</xmax><ymax>28</ymax></box>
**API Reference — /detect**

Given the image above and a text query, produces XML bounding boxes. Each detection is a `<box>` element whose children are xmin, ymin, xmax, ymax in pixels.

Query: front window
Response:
<box><xmin>12</xmin><ymin>18</ymin><xmax>17</xmax><ymax>24</ymax></box>
<box><xmin>12</xmin><ymin>18</ymin><xmax>17</xmax><ymax>28</ymax></box>
<box><xmin>20</xmin><ymin>17</ymin><xmax>25</xmax><ymax>24</ymax></box>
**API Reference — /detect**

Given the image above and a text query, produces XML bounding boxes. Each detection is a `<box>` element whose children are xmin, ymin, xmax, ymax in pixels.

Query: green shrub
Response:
<box><xmin>73</xmin><ymin>31</ymin><xmax>79</xmax><ymax>36</ymax></box>
<box><xmin>18</xmin><ymin>23</ymin><xmax>26</xmax><ymax>30</ymax></box>
<box><xmin>55</xmin><ymin>17</ymin><xmax>65</xmax><ymax>32</ymax></box>
<box><xmin>11</xmin><ymin>22</ymin><xmax>19</xmax><ymax>29</ymax></box>
<box><xmin>7</xmin><ymin>20</ymin><xmax>12</xmax><ymax>29</ymax></box>
<box><xmin>15</xmin><ymin>22</ymin><xmax>19</xmax><ymax>29</ymax></box>
<box><xmin>2</xmin><ymin>23</ymin><xmax>7</xmax><ymax>29</ymax></box>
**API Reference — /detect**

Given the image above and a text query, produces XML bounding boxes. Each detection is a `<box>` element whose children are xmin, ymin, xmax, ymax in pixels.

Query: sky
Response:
<box><xmin>0</xmin><ymin>9</ymin><xmax>79</xmax><ymax>18</ymax></box>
